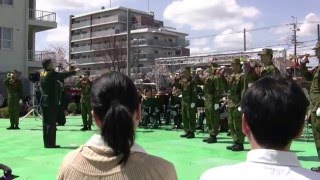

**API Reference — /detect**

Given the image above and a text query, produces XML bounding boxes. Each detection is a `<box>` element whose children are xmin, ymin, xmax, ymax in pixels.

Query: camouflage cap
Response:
<box><xmin>42</xmin><ymin>59</ymin><xmax>52</xmax><ymax>69</ymax></box>
<box><xmin>184</xmin><ymin>66</ymin><xmax>191</xmax><ymax>72</ymax></box>
<box><xmin>258</xmin><ymin>48</ymin><xmax>273</xmax><ymax>56</ymax></box>
<box><xmin>84</xmin><ymin>70</ymin><xmax>90</xmax><ymax>76</ymax></box>
<box><xmin>231</xmin><ymin>58</ymin><xmax>241</xmax><ymax>65</ymax></box>
<box><xmin>211</xmin><ymin>63</ymin><xmax>219</xmax><ymax>68</ymax></box>
<box><xmin>313</xmin><ymin>41</ymin><xmax>320</xmax><ymax>50</ymax></box>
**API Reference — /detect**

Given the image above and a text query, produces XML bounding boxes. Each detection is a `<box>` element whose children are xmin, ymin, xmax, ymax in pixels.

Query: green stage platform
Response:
<box><xmin>0</xmin><ymin>116</ymin><xmax>319</xmax><ymax>180</ymax></box>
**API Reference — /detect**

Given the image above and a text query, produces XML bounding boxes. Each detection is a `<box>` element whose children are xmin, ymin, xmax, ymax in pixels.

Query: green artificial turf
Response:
<box><xmin>0</xmin><ymin>116</ymin><xmax>319</xmax><ymax>180</ymax></box>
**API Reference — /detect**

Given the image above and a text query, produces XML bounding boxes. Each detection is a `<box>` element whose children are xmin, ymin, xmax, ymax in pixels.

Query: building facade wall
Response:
<box><xmin>0</xmin><ymin>0</ymin><xmax>27</xmax><ymax>75</ymax></box>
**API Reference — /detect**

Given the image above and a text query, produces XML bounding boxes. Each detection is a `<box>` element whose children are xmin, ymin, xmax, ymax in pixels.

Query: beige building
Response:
<box><xmin>69</xmin><ymin>6</ymin><xmax>190</xmax><ymax>75</ymax></box>
<box><xmin>0</xmin><ymin>0</ymin><xmax>57</xmax><ymax>76</ymax></box>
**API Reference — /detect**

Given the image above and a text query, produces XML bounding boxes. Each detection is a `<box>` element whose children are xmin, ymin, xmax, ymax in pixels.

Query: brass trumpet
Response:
<box><xmin>7</xmin><ymin>73</ymin><xmax>13</xmax><ymax>78</ymax></box>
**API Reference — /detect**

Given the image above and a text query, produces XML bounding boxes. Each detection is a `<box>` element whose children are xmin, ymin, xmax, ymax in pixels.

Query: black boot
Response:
<box><xmin>180</xmin><ymin>133</ymin><xmax>188</xmax><ymax>138</ymax></box>
<box><xmin>203</xmin><ymin>137</ymin><xmax>210</xmax><ymax>142</ymax></box>
<box><xmin>80</xmin><ymin>126</ymin><xmax>88</xmax><ymax>131</ymax></box>
<box><xmin>7</xmin><ymin>125</ymin><xmax>14</xmax><ymax>130</ymax></box>
<box><xmin>187</xmin><ymin>132</ymin><xmax>195</xmax><ymax>139</ymax></box>
<box><xmin>231</xmin><ymin>143</ymin><xmax>244</xmax><ymax>151</ymax></box>
<box><xmin>226</xmin><ymin>143</ymin><xmax>236</xmax><ymax>150</ymax></box>
<box><xmin>207</xmin><ymin>135</ymin><xmax>217</xmax><ymax>144</ymax></box>
<box><xmin>88</xmin><ymin>126</ymin><xmax>92</xmax><ymax>130</ymax></box>
<box><xmin>311</xmin><ymin>166</ymin><xmax>320</xmax><ymax>172</ymax></box>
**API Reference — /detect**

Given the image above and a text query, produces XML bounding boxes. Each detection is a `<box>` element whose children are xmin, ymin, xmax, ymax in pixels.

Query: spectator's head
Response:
<box><xmin>90</xmin><ymin>72</ymin><xmax>142</xmax><ymax>165</ymax></box>
<box><xmin>241</xmin><ymin>76</ymin><xmax>309</xmax><ymax>150</ymax></box>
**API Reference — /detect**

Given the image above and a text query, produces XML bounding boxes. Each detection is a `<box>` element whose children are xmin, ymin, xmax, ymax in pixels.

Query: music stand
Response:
<box><xmin>19</xmin><ymin>73</ymin><xmax>42</xmax><ymax>121</ymax></box>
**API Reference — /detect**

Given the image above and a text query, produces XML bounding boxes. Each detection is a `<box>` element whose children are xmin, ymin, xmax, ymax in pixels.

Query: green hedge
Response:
<box><xmin>0</xmin><ymin>107</ymin><xmax>9</xmax><ymax>118</ymax></box>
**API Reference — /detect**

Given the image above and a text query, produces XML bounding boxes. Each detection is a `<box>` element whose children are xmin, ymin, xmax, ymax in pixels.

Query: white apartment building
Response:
<box><xmin>69</xmin><ymin>6</ymin><xmax>190</xmax><ymax>75</ymax></box>
<box><xmin>0</xmin><ymin>0</ymin><xmax>57</xmax><ymax>76</ymax></box>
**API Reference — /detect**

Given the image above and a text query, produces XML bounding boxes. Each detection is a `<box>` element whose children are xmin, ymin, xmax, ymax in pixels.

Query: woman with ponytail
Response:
<box><xmin>57</xmin><ymin>72</ymin><xmax>177</xmax><ymax>180</ymax></box>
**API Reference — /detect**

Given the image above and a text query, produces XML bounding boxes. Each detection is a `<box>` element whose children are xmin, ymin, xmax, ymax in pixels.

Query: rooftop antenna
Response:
<box><xmin>148</xmin><ymin>0</ymin><xmax>150</xmax><ymax>12</ymax></box>
<box><xmin>110</xmin><ymin>0</ymin><xmax>112</xmax><ymax>8</ymax></box>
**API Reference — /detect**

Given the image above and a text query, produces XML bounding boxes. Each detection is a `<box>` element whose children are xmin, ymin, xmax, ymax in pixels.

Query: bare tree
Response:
<box><xmin>46</xmin><ymin>44</ymin><xmax>69</xmax><ymax>71</ymax></box>
<box><xmin>95</xmin><ymin>37</ymin><xmax>127</xmax><ymax>72</ymax></box>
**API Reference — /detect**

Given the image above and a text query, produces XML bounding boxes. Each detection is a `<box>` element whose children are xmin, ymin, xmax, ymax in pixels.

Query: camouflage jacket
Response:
<box><xmin>3</xmin><ymin>78</ymin><xmax>23</xmax><ymax>99</ymax></box>
<box><xmin>227</xmin><ymin>73</ymin><xmax>247</xmax><ymax>107</ymax></box>
<box><xmin>300</xmin><ymin>62</ymin><xmax>320</xmax><ymax>110</ymax></box>
<box><xmin>76</xmin><ymin>80</ymin><xmax>92</xmax><ymax>102</ymax></box>
<box><xmin>261</xmin><ymin>64</ymin><xmax>280</xmax><ymax>77</ymax></box>
<box><xmin>174</xmin><ymin>77</ymin><xmax>197</xmax><ymax>104</ymax></box>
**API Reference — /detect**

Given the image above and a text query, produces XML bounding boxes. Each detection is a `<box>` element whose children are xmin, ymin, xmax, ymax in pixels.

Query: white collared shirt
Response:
<box><xmin>200</xmin><ymin>149</ymin><xmax>320</xmax><ymax>180</ymax></box>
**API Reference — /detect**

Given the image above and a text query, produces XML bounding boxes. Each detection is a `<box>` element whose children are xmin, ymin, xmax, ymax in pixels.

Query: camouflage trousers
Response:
<box><xmin>205</xmin><ymin>102</ymin><xmax>220</xmax><ymax>136</ymax></box>
<box><xmin>227</xmin><ymin>106</ymin><xmax>245</xmax><ymax>144</ymax></box>
<box><xmin>81</xmin><ymin>101</ymin><xmax>92</xmax><ymax>127</ymax></box>
<box><xmin>311</xmin><ymin>111</ymin><xmax>320</xmax><ymax>159</ymax></box>
<box><xmin>181</xmin><ymin>100</ymin><xmax>196</xmax><ymax>133</ymax></box>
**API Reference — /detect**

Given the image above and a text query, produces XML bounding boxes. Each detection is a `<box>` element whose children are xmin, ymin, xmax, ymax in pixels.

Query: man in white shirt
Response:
<box><xmin>200</xmin><ymin>76</ymin><xmax>320</xmax><ymax>180</ymax></box>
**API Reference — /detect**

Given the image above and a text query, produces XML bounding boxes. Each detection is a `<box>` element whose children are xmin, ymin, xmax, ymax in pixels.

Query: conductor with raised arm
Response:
<box><xmin>40</xmin><ymin>59</ymin><xmax>78</xmax><ymax>148</ymax></box>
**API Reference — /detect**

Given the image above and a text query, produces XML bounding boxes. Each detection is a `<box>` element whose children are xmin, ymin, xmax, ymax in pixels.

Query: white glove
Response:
<box><xmin>214</xmin><ymin>104</ymin><xmax>219</xmax><ymax>110</ymax></box>
<box><xmin>316</xmin><ymin>108</ymin><xmax>320</xmax><ymax>117</ymax></box>
<box><xmin>238</xmin><ymin>106</ymin><xmax>242</xmax><ymax>112</ymax></box>
<box><xmin>191</xmin><ymin>103</ymin><xmax>195</xmax><ymax>108</ymax></box>
<box><xmin>301</xmin><ymin>56</ymin><xmax>308</xmax><ymax>64</ymax></box>
<box><xmin>19</xmin><ymin>100</ymin><xmax>23</xmax><ymax>104</ymax></box>
<box><xmin>75</xmin><ymin>68</ymin><xmax>81</xmax><ymax>73</ymax></box>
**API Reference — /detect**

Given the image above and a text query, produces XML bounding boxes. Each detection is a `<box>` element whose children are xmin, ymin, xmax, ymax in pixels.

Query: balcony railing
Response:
<box><xmin>132</xmin><ymin>39</ymin><xmax>189</xmax><ymax>47</ymax></box>
<box><xmin>92</xmin><ymin>29</ymin><xmax>120</xmax><ymax>38</ymax></box>
<box><xmin>28</xmin><ymin>50</ymin><xmax>55</xmax><ymax>62</ymax></box>
<box><xmin>29</xmin><ymin>9</ymin><xmax>56</xmax><ymax>22</ymax></box>
<box><xmin>71</xmin><ymin>46</ymin><xmax>90</xmax><ymax>53</ymax></box>
<box><xmin>92</xmin><ymin>15</ymin><xmax>127</xmax><ymax>25</ymax></box>
<box><xmin>72</xmin><ymin>57</ymin><xmax>104</xmax><ymax>64</ymax></box>
<box><xmin>71</xmin><ymin>33</ymin><xmax>90</xmax><ymax>41</ymax></box>
<box><xmin>71</xmin><ymin>21</ymin><xmax>91</xmax><ymax>29</ymax></box>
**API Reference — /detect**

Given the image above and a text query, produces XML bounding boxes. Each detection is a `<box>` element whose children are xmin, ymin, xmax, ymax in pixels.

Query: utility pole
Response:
<box><xmin>126</xmin><ymin>9</ymin><xmax>131</xmax><ymax>77</ymax></box>
<box><xmin>243</xmin><ymin>28</ymin><xmax>246</xmax><ymax>51</ymax></box>
<box><xmin>148</xmin><ymin>0</ymin><xmax>150</xmax><ymax>12</ymax></box>
<box><xmin>291</xmin><ymin>16</ymin><xmax>299</xmax><ymax>77</ymax></box>
<box><xmin>110</xmin><ymin>0</ymin><xmax>112</xmax><ymax>8</ymax></box>
<box><xmin>318</xmin><ymin>24</ymin><xmax>320</xmax><ymax>41</ymax></box>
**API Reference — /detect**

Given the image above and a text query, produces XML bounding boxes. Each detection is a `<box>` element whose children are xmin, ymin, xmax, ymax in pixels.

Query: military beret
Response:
<box><xmin>258</xmin><ymin>48</ymin><xmax>273</xmax><ymax>56</ymax></box>
<box><xmin>231</xmin><ymin>58</ymin><xmax>241</xmax><ymax>65</ymax></box>
<box><xmin>313</xmin><ymin>41</ymin><xmax>320</xmax><ymax>50</ymax></box>
<box><xmin>42</xmin><ymin>59</ymin><xmax>52</xmax><ymax>69</ymax></box>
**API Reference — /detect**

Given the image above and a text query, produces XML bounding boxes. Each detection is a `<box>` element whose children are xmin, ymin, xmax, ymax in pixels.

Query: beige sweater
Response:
<box><xmin>57</xmin><ymin>135</ymin><xmax>177</xmax><ymax>180</ymax></box>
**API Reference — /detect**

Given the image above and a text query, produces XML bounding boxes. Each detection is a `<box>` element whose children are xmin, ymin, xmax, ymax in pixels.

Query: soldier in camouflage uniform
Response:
<box><xmin>258</xmin><ymin>48</ymin><xmax>280</xmax><ymax>77</ymax></box>
<box><xmin>76</xmin><ymin>71</ymin><xmax>93</xmax><ymax>131</ymax></box>
<box><xmin>226</xmin><ymin>59</ymin><xmax>247</xmax><ymax>151</ymax></box>
<box><xmin>3</xmin><ymin>70</ymin><xmax>23</xmax><ymax>130</ymax></box>
<box><xmin>300</xmin><ymin>41</ymin><xmax>320</xmax><ymax>172</ymax></box>
<box><xmin>174</xmin><ymin>67</ymin><xmax>198</xmax><ymax>138</ymax></box>
<box><xmin>40</xmin><ymin>59</ymin><xmax>78</xmax><ymax>148</ymax></box>
<box><xmin>202</xmin><ymin>64</ymin><xmax>227</xmax><ymax>143</ymax></box>
<box><xmin>245</xmin><ymin>59</ymin><xmax>260</xmax><ymax>87</ymax></box>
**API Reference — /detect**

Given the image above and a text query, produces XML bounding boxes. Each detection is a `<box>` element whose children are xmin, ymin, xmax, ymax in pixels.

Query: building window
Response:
<box><xmin>0</xmin><ymin>27</ymin><xmax>13</xmax><ymax>50</ymax></box>
<box><xmin>0</xmin><ymin>0</ymin><xmax>13</xmax><ymax>5</ymax></box>
<box><xmin>154</xmin><ymin>36</ymin><xmax>158</xmax><ymax>40</ymax></box>
<box><xmin>154</xmin><ymin>50</ymin><xmax>158</xmax><ymax>54</ymax></box>
<box><xmin>168</xmin><ymin>52</ymin><xmax>172</xmax><ymax>55</ymax></box>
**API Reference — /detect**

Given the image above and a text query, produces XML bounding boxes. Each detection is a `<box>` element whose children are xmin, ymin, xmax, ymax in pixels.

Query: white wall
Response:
<box><xmin>0</xmin><ymin>0</ymin><xmax>27</xmax><ymax>75</ymax></box>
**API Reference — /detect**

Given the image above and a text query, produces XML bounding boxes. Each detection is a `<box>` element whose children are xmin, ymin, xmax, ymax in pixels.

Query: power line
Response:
<box><xmin>187</xmin><ymin>22</ymin><xmax>320</xmax><ymax>40</ymax></box>
<box><xmin>191</xmin><ymin>39</ymin><xmax>318</xmax><ymax>56</ymax></box>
